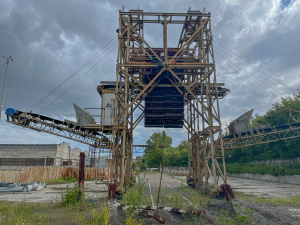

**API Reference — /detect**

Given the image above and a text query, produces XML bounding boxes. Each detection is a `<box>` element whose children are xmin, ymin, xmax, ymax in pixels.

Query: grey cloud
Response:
<box><xmin>0</xmin><ymin>0</ymin><xmax>299</xmax><ymax>150</ymax></box>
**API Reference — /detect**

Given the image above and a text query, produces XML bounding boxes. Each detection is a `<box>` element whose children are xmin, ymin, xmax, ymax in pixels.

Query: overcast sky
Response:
<box><xmin>0</xmin><ymin>0</ymin><xmax>299</xmax><ymax>152</ymax></box>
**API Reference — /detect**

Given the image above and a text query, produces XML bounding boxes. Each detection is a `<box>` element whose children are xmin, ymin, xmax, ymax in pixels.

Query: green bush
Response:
<box><xmin>140</xmin><ymin>163</ymin><xmax>146</xmax><ymax>171</ymax></box>
<box><xmin>122</xmin><ymin>174</ymin><xmax>148</xmax><ymax>209</ymax></box>
<box><xmin>61</xmin><ymin>183</ymin><xmax>83</xmax><ymax>206</ymax></box>
<box><xmin>217</xmin><ymin>202</ymin><xmax>254</xmax><ymax>225</ymax></box>
<box><xmin>226</xmin><ymin>162</ymin><xmax>300</xmax><ymax>176</ymax></box>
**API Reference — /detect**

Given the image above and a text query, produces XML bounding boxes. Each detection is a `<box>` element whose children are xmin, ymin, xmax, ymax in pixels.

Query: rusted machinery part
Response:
<box><xmin>145</xmin><ymin>213</ymin><xmax>166</xmax><ymax>224</ymax></box>
<box><xmin>186</xmin><ymin>176</ymin><xmax>235</xmax><ymax>201</ymax></box>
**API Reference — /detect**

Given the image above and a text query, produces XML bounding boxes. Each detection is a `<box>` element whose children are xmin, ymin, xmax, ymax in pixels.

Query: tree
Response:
<box><xmin>144</xmin><ymin>133</ymin><xmax>190</xmax><ymax>167</ymax></box>
<box><xmin>177</xmin><ymin>139</ymin><xmax>188</xmax><ymax>150</ymax></box>
<box><xmin>145</xmin><ymin>130</ymin><xmax>172</xmax><ymax>153</ymax></box>
<box><xmin>144</xmin><ymin>146</ymin><xmax>164</xmax><ymax>168</ymax></box>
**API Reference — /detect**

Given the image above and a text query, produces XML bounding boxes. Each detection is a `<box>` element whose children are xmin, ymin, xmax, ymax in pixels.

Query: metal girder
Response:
<box><xmin>119</xmin><ymin>11</ymin><xmax>211</xmax><ymax>17</ymax></box>
<box><xmin>223</xmin><ymin>123</ymin><xmax>300</xmax><ymax>149</ymax></box>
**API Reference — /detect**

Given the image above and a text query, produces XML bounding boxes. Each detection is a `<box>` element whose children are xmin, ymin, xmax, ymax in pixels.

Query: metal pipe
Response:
<box><xmin>156</xmin><ymin>163</ymin><xmax>164</xmax><ymax>216</ymax></box>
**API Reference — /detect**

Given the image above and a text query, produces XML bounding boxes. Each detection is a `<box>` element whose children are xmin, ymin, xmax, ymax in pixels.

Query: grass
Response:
<box><xmin>121</xmin><ymin>174</ymin><xmax>149</xmax><ymax>224</ymax></box>
<box><xmin>0</xmin><ymin>199</ymin><xmax>111</xmax><ymax>225</ymax></box>
<box><xmin>217</xmin><ymin>202</ymin><xmax>255</xmax><ymax>225</ymax></box>
<box><xmin>234</xmin><ymin>191</ymin><xmax>300</xmax><ymax>207</ymax></box>
<box><xmin>254</xmin><ymin>196</ymin><xmax>300</xmax><ymax>207</ymax></box>
<box><xmin>47</xmin><ymin>176</ymin><xmax>77</xmax><ymax>184</ymax></box>
<box><xmin>80</xmin><ymin>203</ymin><xmax>110</xmax><ymax>225</ymax></box>
<box><xmin>123</xmin><ymin>174</ymin><xmax>151</xmax><ymax>208</ymax></box>
<box><xmin>0</xmin><ymin>182</ymin><xmax>111</xmax><ymax>225</ymax></box>
<box><xmin>154</xmin><ymin>186</ymin><xmax>211</xmax><ymax>210</ymax></box>
<box><xmin>46</xmin><ymin>176</ymin><xmax>96</xmax><ymax>185</ymax></box>
<box><xmin>0</xmin><ymin>201</ymin><xmax>47</xmax><ymax>225</ymax></box>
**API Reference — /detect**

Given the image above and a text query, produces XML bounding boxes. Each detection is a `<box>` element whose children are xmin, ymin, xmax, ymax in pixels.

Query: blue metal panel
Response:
<box><xmin>5</xmin><ymin>108</ymin><xmax>16</xmax><ymax>116</ymax></box>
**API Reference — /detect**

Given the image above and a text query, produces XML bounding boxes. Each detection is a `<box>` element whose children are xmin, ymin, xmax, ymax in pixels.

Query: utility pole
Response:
<box><xmin>0</xmin><ymin>56</ymin><xmax>13</xmax><ymax>121</ymax></box>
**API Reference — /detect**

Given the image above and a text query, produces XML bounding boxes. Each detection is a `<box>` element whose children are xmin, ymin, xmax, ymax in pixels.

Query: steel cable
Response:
<box><xmin>40</xmin><ymin>43</ymin><xmax>117</xmax><ymax>114</ymax></box>
<box><xmin>27</xmin><ymin>36</ymin><xmax>117</xmax><ymax>112</ymax></box>
<box><xmin>215</xmin><ymin>49</ymin><xmax>283</xmax><ymax>99</ymax></box>
<box><xmin>215</xmin><ymin>51</ymin><xmax>281</xmax><ymax>101</ymax></box>
<box><xmin>214</xmin><ymin>40</ymin><xmax>297</xmax><ymax>93</ymax></box>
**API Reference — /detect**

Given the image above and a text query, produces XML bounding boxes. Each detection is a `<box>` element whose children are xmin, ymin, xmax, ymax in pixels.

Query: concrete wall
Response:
<box><xmin>70</xmin><ymin>147</ymin><xmax>81</xmax><ymax>165</ymax></box>
<box><xmin>250</xmin><ymin>157</ymin><xmax>300</xmax><ymax>166</ymax></box>
<box><xmin>0</xmin><ymin>144</ymin><xmax>57</xmax><ymax>159</ymax></box>
<box><xmin>0</xmin><ymin>143</ymin><xmax>83</xmax><ymax>170</ymax></box>
<box><xmin>228</xmin><ymin>173</ymin><xmax>300</xmax><ymax>185</ymax></box>
<box><xmin>0</xmin><ymin>144</ymin><xmax>57</xmax><ymax>170</ymax></box>
<box><xmin>55</xmin><ymin>142</ymin><xmax>71</xmax><ymax>166</ymax></box>
<box><xmin>163</xmin><ymin>167</ymin><xmax>189</xmax><ymax>175</ymax></box>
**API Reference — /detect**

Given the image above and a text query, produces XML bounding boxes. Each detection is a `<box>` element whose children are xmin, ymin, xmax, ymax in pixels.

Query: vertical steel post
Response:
<box><xmin>0</xmin><ymin>56</ymin><xmax>13</xmax><ymax>121</ymax></box>
<box><xmin>79</xmin><ymin>152</ymin><xmax>85</xmax><ymax>200</ymax></box>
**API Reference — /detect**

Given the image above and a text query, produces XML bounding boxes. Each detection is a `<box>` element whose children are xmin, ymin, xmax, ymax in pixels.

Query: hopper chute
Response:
<box><xmin>228</xmin><ymin>109</ymin><xmax>254</xmax><ymax>134</ymax></box>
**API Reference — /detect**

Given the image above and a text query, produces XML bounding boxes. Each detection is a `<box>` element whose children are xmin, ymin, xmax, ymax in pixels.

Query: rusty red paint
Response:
<box><xmin>220</xmin><ymin>184</ymin><xmax>231</xmax><ymax>201</ymax></box>
<box><xmin>108</xmin><ymin>184</ymin><xmax>112</xmax><ymax>200</ymax></box>
<box><xmin>78</xmin><ymin>152</ymin><xmax>85</xmax><ymax>200</ymax></box>
<box><xmin>225</xmin><ymin>184</ymin><xmax>235</xmax><ymax>199</ymax></box>
<box><xmin>111</xmin><ymin>184</ymin><xmax>116</xmax><ymax>199</ymax></box>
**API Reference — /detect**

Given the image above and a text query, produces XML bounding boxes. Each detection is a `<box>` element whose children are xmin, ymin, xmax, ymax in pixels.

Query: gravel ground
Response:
<box><xmin>0</xmin><ymin>181</ymin><xmax>107</xmax><ymax>203</ymax></box>
<box><xmin>109</xmin><ymin>200</ymin><xmax>213</xmax><ymax>225</ymax></box>
<box><xmin>131</xmin><ymin>173</ymin><xmax>300</xmax><ymax>225</ymax></box>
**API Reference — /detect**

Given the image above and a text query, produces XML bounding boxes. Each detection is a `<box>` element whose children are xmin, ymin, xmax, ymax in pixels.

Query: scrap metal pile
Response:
<box><xmin>0</xmin><ymin>181</ymin><xmax>45</xmax><ymax>192</ymax></box>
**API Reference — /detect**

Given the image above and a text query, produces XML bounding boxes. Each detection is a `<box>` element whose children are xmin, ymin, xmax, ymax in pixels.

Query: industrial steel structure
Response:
<box><xmin>107</xmin><ymin>9</ymin><xmax>230</xmax><ymax>193</ymax></box>
<box><xmin>7</xmin><ymin>9</ymin><xmax>300</xmax><ymax>198</ymax></box>
<box><xmin>5</xmin><ymin>9</ymin><xmax>231</xmax><ymax>195</ymax></box>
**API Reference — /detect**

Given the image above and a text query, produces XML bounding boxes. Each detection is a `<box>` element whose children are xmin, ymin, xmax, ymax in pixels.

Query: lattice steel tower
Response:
<box><xmin>111</xmin><ymin>9</ymin><xmax>229</xmax><ymax>194</ymax></box>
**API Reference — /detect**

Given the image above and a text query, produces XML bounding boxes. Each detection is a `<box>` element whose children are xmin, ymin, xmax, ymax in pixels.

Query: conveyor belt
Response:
<box><xmin>5</xmin><ymin>109</ymin><xmax>110</xmax><ymax>148</ymax></box>
<box><xmin>223</xmin><ymin>122</ymin><xmax>300</xmax><ymax>149</ymax></box>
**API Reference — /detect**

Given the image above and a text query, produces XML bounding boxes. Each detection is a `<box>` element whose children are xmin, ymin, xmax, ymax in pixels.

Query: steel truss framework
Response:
<box><xmin>111</xmin><ymin>9</ymin><xmax>229</xmax><ymax>193</ymax></box>
<box><xmin>6</xmin><ymin>111</ymin><xmax>111</xmax><ymax>148</ymax></box>
<box><xmin>223</xmin><ymin>122</ymin><xmax>300</xmax><ymax>149</ymax></box>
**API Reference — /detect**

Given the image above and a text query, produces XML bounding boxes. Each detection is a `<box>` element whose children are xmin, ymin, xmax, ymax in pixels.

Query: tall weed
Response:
<box><xmin>61</xmin><ymin>183</ymin><xmax>84</xmax><ymax>206</ymax></box>
<box><xmin>0</xmin><ymin>202</ymin><xmax>47</xmax><ymax>225</ymax></box>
